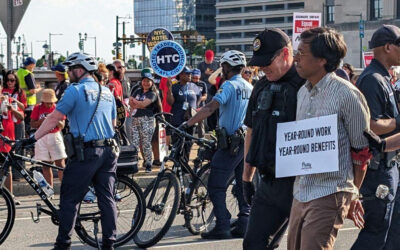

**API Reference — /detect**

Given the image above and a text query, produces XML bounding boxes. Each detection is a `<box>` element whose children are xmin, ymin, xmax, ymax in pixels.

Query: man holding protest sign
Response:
<box><xmin>352</xmin><ymin>24</ymin><xmax>400</xmax><ymax>250</ymax></box>
<box><xmin>242</xmin><ymin>28</ymin><xmax>305</xmax><ymax>249</ymax></box>
<box><xmin>288</xmin><ymin>27</ymin><xmax>370</xmax><ymax>249</ymax></box>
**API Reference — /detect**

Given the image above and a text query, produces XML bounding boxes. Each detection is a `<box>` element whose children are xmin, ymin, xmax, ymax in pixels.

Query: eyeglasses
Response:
<box><xmin>7</xmin><ymin>79</ymin><xmax>16</xmax><ymax>82</ymax></box>
<box><xmin>243</xmin><ymin>71</ymin><xmax>252</xmax><ymax>75</ymax></box>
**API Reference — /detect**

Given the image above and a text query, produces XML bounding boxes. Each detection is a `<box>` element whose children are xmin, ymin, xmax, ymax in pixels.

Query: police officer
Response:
<box><xmin>242</xmin><ymin>28</ymin><xmax>305</xmax><ymax>249</ymax></box>
<box><xmin>352</xmin><ymin>25</ymin><xmax>400</xmax><ymax>250</ymax></box>
<box><xmin>183</xmin><ymin>50</ymin><xmax>252</xmax><ymax>239</ymax></box>
<box><xmin>23</xmin><ymin>52</ymin><xmax>118</xmax><ymax>249</ymax></box>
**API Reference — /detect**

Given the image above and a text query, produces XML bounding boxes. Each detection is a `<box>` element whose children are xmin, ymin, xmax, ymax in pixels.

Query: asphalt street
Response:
<box><xmin>0</xmin><ymin>195</ymin><xmax>360</xmax><ymax>249</ymax></box>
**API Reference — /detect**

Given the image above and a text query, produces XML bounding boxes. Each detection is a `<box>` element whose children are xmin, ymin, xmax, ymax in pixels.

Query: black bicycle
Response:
<box><xmin>0</xmin><ymin>134</ymin><xmax>146</xmax><ymax>249</ymax></box>
<box><xmin>134</xmin><ymin>113</ymin><xmax>240</xmax><ymax>248</ymax></box>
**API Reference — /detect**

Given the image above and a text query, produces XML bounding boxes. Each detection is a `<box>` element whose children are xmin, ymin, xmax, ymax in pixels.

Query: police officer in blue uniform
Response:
<box><xmin>24</xmin><ymin>52</ymin><xmax>118</xmax><ymax>250</ymax></box>
<box><xmin>183</xmin><ymin>50</ymin><xmax>253</xmax><ymax>239</ymax></box>
<box><xmin>352</xmin><ymin>25</ymin><xmax>400</xmax><ymax>250</ymax></box>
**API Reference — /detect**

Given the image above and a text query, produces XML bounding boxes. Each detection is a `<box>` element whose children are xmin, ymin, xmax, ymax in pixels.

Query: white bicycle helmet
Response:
<box><xmin>63</xmin><ymin>52</ymin><xmax>98</xmax><ymax>72</ymax></box>
<box><xmin>220</xmin><ymin>50</ymin><xmax>247</xmax><ymax>67</ymax></box>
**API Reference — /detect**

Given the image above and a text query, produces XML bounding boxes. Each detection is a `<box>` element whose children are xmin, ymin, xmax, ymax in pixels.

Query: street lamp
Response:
<box><xmin>49</xmin><ymin>33</ymin><xmax>63</xmax><ymax>67</ymax></box>
<box><xmin>346</xmin><ymin>13</ymin><xmax>363</xmax><ymax>68</ymax></box>
<box><xmin>87</xmin><ymin>36</ymin><xmax>97</xmax><ymax>58</ymax></box>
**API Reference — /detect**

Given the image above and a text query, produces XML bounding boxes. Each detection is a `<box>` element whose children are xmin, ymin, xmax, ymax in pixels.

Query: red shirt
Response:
<box><xmin>108</xmin><ymin>78</ymin><xmax>123</xmax><ymax>100</ymax></box>
<box><xmin>2</xmin><ymin>88</ymin><xmax>26</xmax><ymax>124</ymax></box>
<box><xmin>31</xmin><ymin>103</ymin><xmax>63</xmax><ymax>133</ymax></box>
<box><xmin>159</xmin><ymin>77</ymin><xmax>171</xmax><ymax>113</ymax></box>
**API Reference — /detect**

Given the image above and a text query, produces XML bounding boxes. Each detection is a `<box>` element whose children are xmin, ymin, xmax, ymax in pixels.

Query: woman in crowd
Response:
<box><xmin>342</xmin><ymin>63</ymin><xmax>355</xmax><ymax>81</ymax></box>
<box><xmin>241</xmin><ymin>67</ymin><xmax>254</xmax><ymax>85</ymax></box>
<box><xmin>97</xmin><ymin>63</ymin><xmax>109</xmax><ymax>86</ymax></box>
<box><xmin>130</xmin><ymin>71</ymin><xmax>162</xmax><ymax>173</ymax></box>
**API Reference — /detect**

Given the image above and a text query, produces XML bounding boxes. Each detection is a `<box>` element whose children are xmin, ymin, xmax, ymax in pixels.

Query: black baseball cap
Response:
<box><xmin>369</xmin><ymin>24</ymin><xmax>400</xmax><ymax>49</ymax></box>
<box><xmin>248</xmin><ymin>28</ymin><xmax>290</xmax><ymax>67</ymax></box>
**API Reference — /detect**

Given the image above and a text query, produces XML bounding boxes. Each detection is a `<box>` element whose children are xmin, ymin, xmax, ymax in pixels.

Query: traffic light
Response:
<box><xmin>117</xmin><ymin>52</ymin><xmax>122</xmax><ymax>60</ymax></box>
<box><xmin>78</xmin><ymin>40</ymin><xmax>83</xmax><ymax>50</ymax></box>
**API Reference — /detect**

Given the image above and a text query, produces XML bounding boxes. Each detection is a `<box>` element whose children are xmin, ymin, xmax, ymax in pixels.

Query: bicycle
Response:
<box><xmin>0</xmin><ymin>134</ymin><xmax>146</xmax><ymax>249</ymax></box>
<box><xmin>134</xmin><ymin>113</ymin><xmax>240</xmax><ymax>248</ymax></box>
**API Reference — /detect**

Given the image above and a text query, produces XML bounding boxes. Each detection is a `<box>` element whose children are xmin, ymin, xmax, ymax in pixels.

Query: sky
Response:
<box><xmin>0</xmin><ymin>0</ymin><xmax>140</xmax><ymax>66</ymax></box>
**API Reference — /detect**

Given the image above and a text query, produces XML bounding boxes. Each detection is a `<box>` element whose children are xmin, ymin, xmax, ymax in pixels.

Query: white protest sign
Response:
<box><xmin>275</xmin><ymin>114</ymin><xmax>338</xmax><ymax>178</ymax></box>
<box><xmin>159</xmin><ymin>125</ymin><xmax>168</xmax><ymax>160</ymax></box>
<box><xmin>292</xmin><ymin>12</ymin><xmax>321</xmax><ymax>50</ymax></box>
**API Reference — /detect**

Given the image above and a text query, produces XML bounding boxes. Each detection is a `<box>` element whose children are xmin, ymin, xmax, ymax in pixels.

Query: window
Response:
<box><xmin>244</xmin><ymin>6</ymin><xmax>263</xmax><ymax>12</ymax></box>
<box><xmin>285</xmin><ymin>29</ymin><xmax>293</xmax><ymax>36</ymax></box>
<box><xmin>266</xmin><ymin>17</ymin><xmax>284</xmax><ymax>24</ymax></box>
<box><xmin>244</xmin><ymin>31</ymin><xmax>261</xmax><ymax>38</ymax></box>
<box><xmin>218</xmin><ymin>20</ymin><xmax>241</xmax><ymax>27</ymax></box>
<box><xmin>244</xmin><ymin>44</ymin><xmax>253</xmax><ymax>51</ymax></box>
<box><xmin>370</xmin><ymin>0</ymin><xmax>382</xmax><ymax>20</ymax></box>
<box><xmin>266</xmin><ymin>4</ymin><xmax>285</xmax><ymax>11</ymax></box>
<box><xmin>219</xmin><ymin>33</ymin><xmax>242</xmax><ymax>39</ymax></box>
<box><xmin>287</xmin><ymin>16</ymin><xmax>293</xmax><ymax>23</ymax></box>
<box><xmin>218</xmin><ymin>45</ymin><xmax>242</xmax><ymax>52</ymax></box>
<box><xmin>244</xmin><ymin>18</ymin><xmax>263</xmax><ymax>25</ymax></box>
<box><xmin>327</xmin><ymin>5</ymin><xmax>335</xmax><ymax>23</ymax></box>
<box><xmin>288</xmin><ymin>2</ymin><xmax>304</xmax><ymax>9</ymax></box>
<box><xmin>218</xmin><ymin>8</ymin><xmax>241</xmax><ymax>14</ymax></box>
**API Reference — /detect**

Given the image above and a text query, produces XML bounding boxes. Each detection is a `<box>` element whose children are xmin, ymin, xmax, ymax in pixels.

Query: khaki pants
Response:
<box><xmin>287</xmin><ymin>192</ymin><xmax>352</xmax><ymax>250</ymax></box>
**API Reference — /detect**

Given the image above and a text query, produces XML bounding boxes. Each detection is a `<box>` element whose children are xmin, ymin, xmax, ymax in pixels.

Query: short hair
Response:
<box><xmin>98</xmin><ymin>63</ymin><xmax>109</xmax><ymax>74</ymax></box>
<box><xmin>300</xmin><ymin>27</ymin><xmax>347</xmax><ymax>73</ymax></box>
<box><xmin>113</xmin><ymin>59</ymin><xmax>125</xmax><ymax>67</ymax></box>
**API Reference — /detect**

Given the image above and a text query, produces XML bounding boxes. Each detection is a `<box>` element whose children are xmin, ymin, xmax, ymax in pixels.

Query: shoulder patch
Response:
<box><xmin>253</xmin><ymin>39</ymin><xmax>261</xmax><ymax>52</ymax></box>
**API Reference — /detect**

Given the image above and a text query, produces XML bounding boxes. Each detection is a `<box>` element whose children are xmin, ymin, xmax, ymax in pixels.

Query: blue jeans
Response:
<box><xmin>352</xmin><ymin>162</ymin><xmax>400</xmax><ymax>250</ymax></box>
<box><xmin>208</xmin><ymin>143</ymin><xmax>250</xmax><ymax>231</ymax></box>
<box><xmin>56</xmin><ymin>146</ymin><xmax>117</xmax><ymax>247</ymax></box>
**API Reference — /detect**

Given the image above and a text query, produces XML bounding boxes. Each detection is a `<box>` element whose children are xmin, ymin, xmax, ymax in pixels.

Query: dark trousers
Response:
<box><xmin>171</xmin><ymin>126</ymin><xmax>194</xmax><ymax>162</ymax></box>
<box><xmin>243</xmin><ymin>175</ymin><xmax>294</xmax><ymax>250</ymax></box>
<box><xmin>208</xmin><ymin>143</ymin><xmax>250</xmax><ymax>230</ymax></box>
<box><xmin>56</xmin><ymin>146</ymin><xmax>117</xmax><ymax>247</ymax></box>
<box><xmin>352</xmin><ymin>163</ymin><xmax>400</xmax><ymax>250</ymax></box>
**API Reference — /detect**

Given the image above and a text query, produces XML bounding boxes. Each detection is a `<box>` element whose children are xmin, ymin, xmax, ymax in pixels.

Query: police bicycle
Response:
<box><xmin>0</xmin><ymin>134</ymin><xmax>146</xmax><ymax>249</ymax></box>
<box><xmin>134</xmin><ymin>113</ymin><xmax>240</xmax><ymax>248</ymax></box>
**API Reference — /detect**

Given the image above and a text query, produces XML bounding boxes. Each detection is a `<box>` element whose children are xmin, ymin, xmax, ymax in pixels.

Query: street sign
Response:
<box><xmin>359</xmin><ymin>20</ymin><xmax>365</xmax><ymax>38</ymax></box>
<box><xmin>113</xmin><ymin>42</ymin><xmax>122</xmax><ymax>47</ymax></box>
<box><xmin>150</xmin><ymin>40</ymin><xmax>186</xmax><ymax>77</ymax></box>
<box><xmin>146</xmin><ymin>28</ymin><xmax>174</xmax><ymax>52</ymax></box>
<box><xmin>292</xmin><ymin>12</ymin><xmax>322</xmax><ymax>50</ymax></box>
<box><xmin>0</xmin><ymin>0</ymin><xmax>31</xmax><ymax>38</ymax></box>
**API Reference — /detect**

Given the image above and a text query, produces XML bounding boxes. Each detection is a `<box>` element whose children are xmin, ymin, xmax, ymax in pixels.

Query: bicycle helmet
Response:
<box><xmin>220</xmin><ymin>50</ymin><xmax>247</xmax><ymax>67</ymax></box>
<box><xmin>63</xmin><ymin>52</ymin><xmax>98</xmax><ymax>72</ymax></box>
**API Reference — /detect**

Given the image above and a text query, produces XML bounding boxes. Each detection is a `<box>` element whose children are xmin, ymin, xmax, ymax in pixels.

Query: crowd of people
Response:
<box><xmin>1</xmin><ymin>23</ymin><xmax>400</xmax><ymax>250</ymax></box>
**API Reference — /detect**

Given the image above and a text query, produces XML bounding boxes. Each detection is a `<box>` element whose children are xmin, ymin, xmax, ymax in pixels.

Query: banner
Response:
<box><xmin>292</xmin><ymin>12</ymin><xmax>322</xmax><ymax>50</ymax></box>
<box><xmin>150</xmin><ymin>40</ymin><xmax>186</xmax><ymax>77</ymax></box>
<box><xmin>146</xmin><ymin>28</ymin><xmax>174</xmax><ymax>52</ymax></box>
<box><xmin>363</xmin><ymin>52</ymin><xmax>374</xmax><ymax>68</ymax></box>
<box><xmin>275</xmin><ymin>114</ymin><xmax>338</xmax><ymax>178</ymax></box>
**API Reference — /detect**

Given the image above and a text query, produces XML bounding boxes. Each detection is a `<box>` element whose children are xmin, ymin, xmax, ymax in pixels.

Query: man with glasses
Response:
<box><xmin>352</xmin><ymin>24</ymin><xmax>400</xmax><ymax>250</ymax></box>
<box><xmin>242</xmin><ymin>28</ymin><xmax>305</xmax><ymax>249</ymax></box>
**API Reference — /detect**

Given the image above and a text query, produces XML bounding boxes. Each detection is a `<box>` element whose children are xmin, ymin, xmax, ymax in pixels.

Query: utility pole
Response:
<box><xmin>49</xmin><ymin>33</ymin><xmax>63</xmax><ymax>67</ymax></box>
<box><xmin>7</xmin><ymin>0</ymin><xmax>13</xmax><ymax>69</ymax></box>
<box><xmin>116</xmin><ymin>16</ymin><xmax>119</xmax><ymax>58</ymax></box>
<box><xmin>78</xmin><ymin>32</ymin><xmax>87</xmax><ymax>53</ymax></box>
<box><xmin>123</xmin><ymin>21</ymin><xmax>126</xmax><ymax>62</ymax></box>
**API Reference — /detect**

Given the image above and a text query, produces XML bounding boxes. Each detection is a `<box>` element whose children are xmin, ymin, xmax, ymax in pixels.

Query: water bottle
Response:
<box><xmin>33</xmin><ymin>170</ymin><xmax>54</xmax><ymax>197</ymax></box>
<box><xmin>11</xmin><ymin>101</ymin><xmax>17</xmax><ymax>123</ymax></box>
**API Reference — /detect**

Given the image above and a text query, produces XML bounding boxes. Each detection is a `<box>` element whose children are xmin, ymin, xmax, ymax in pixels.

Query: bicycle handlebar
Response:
<box><xmin>154</xmin><ymin>112</ymin><xmax>216</xmax><ymax>148</ymax></box>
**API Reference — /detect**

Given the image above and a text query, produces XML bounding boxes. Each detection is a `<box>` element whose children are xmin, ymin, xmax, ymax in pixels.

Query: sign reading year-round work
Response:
<box><xmin>150</xmin><ymin>40</ymin><xmax>186</xmax><ymax>77</ymax></box>
<box><xmin>146</xmin><ymin>28</ymin><xmax>174</xmax><ymax>52</ymax></box>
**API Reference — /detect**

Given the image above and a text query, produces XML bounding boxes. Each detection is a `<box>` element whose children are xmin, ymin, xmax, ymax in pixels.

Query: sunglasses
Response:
<box><xmin>244</xmin><ymin>71</ymin><xmax>252</xmax><ymax>75</ymax></box>
<box><xmin>7</xmin><ymin>79</ymin><xmax>16</xmax><ymax>82</ymax></box>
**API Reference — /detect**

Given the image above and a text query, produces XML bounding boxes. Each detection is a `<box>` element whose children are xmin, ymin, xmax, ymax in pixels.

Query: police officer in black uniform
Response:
<box><xmin>352</xmin><ymin>25</ymin><xmax>400</xmax><ymax>250</ymax></box>
<box><xmin>24</xmin><ymin>52</ymin><xmax>119</xmax><ymax>250</ymax></box>
<box><xmin>242</xmin><ymin>28</ymin><xmax>305</xmax><ymax>249</ymax></box>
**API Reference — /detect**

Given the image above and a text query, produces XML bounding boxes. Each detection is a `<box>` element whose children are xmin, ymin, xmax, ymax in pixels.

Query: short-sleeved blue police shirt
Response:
<box><xmin>170</xmin><ymin>82</ymin><xmax>201</xmax><ymax>126</ymax></box>
<box><xmin>56</xmin><ymin>77</ymin><xmax>116</xmax><ymax>142</ymax></box>
<box><xmin>213</xmin><ymin>74</ymin><xmax>253</xmax><ymax>135</ymax></box>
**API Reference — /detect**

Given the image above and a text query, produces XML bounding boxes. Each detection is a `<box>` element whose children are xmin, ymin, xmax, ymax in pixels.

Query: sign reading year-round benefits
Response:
<box><xmin>146</xmin><ymin>28</ymin><xmax>174</xmax><ymax>52</ymax></box>
<box><xmin>150</xmin><ymin>40</ymin><xmax>186</xmax><ymax>78</ymax></box>
<box><xmin>275</xmin><ymin>114</ymin><xmax>338</xmax><ymax>178</ymax></box>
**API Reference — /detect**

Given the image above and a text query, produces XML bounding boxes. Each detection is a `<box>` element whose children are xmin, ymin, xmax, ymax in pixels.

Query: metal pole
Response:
<box><xmin>49</xmin><ymin>33</ymin><xmax>52</xmax><ymax>67</ymax></box>
<box><xmin>7</xmin><ymin>0</ymin><xmax>13</xmax><ymax>69</ymax></box>
<box><xmin>142</xmin><ymin>36</ymin><xmax>145</xmax><ymax>69</ymax></box>
<box><xmin>94</xmin><ymin>37</ymin><xmax>97</xmax><ymax>58</ymax></box>
<box><xmin>360</xmin><ymin>15</ymin><xmax>363</xmax><ymax>68</ymax></box>
<box><xmin>116</xmin><ymin>16</ymin><xmax>119</xmax><ymax>57</ymax></box>
<box><xmin>123</xmin><ymin>21</ymin><xmax>126</xmax><ymax>62</ymax></box>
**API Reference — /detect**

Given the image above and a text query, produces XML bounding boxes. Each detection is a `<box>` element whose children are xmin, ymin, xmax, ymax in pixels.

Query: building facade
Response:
<box><xmin>134</xmin><ymin>0</ymin><xmax>216</xmax><ymax>39</ymax></box>
<box><xmin>215</xmin><ymin>0</ymin><xmax>307</xmax><ymax>57</ymax></box>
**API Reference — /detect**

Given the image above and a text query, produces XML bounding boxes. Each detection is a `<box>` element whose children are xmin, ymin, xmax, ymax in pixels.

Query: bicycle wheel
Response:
<box><xmin>0</xmin><ymin>187</ymin><xmax>15</xmax><ymax>245</ymax></box>
<box><xmin>186</xmin><ymin>163</ymin><xmax>214</xmax><ymax>235</ymax></box>
<box><xmin>134</xmin><ymin>171</ymin><xmax>180</xmax><ymax>248</ymax></box>
<box><xmin>226</xmin><ymin>174</ymin><xmax>240</xmax><ymax>224</ymax></box>
<box><xmin>75</xmin><ymin>175</ymin><xmax>146</xmax><ymax>248</ymax></box>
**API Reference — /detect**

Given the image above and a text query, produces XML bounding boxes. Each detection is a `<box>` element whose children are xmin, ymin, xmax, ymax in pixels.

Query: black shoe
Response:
<box><xmin>153</xmin><ymin>160</ymin><xmax>162</xmax><ymax>166</ymax></box>
<box><xmin>201</xmin><ymin>227</ymin><xmax>232</xmax><ymax>240</ymax></box>
<box><xmin>231</xmin><ymin>226</ymin><xmax>246</xmax><ymax>238</ymax></box>
<box><xmin>52</xmin><ymin>242</ymin><xmax>71</xmax><ymax>250</ymax></box>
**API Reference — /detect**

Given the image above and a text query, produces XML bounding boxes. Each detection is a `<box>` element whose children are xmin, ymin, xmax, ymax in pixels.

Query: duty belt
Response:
<box><xmin>84</xmin><ymin>139</ymin><xmax>114</xmax><ymax>147</ymax></box>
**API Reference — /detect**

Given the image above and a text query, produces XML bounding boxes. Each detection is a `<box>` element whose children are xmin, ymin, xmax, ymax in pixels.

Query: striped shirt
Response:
<box><xmin>294</xmin><ymin>73</ymin><xmax>370</xmax><ymax>202</ymax></box>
